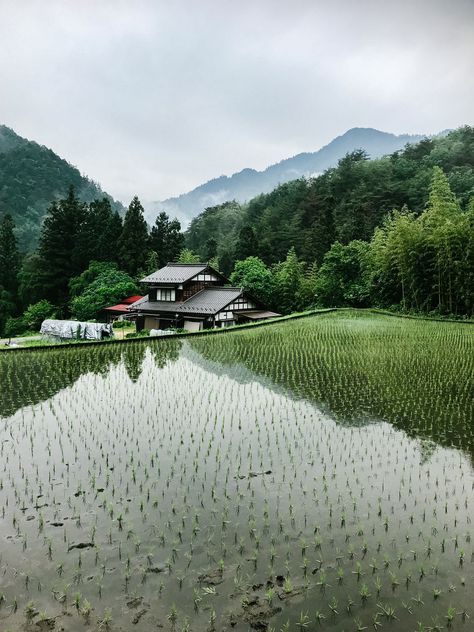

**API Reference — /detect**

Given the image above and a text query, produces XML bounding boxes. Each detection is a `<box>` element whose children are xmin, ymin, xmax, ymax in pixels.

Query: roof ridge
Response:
<box><xmin>201</xmin><ymin>286</ymin><xmax>243</xmax><ymax>291</ymax></box>
<box><xmin>166</xmin><ymin>263</ymin><xmax>207</xmax><ymax>267</ymax></box>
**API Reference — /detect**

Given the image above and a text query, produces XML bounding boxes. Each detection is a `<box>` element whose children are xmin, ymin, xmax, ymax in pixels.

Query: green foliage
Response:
<box><xmin>368</xmin><ymin>168</ymin><xmax>474</xmax><ymax>315</ymax></box>
<box><xmin>23</xmin><ymin>300</ymin><xmax>56</xmax><ymax>331</ymax></box>
<box><xmin>4</xmin><ymin>315</ymin><xmax>27</xmax><ymax>338</ymax></box>
<box><xmin>69</xmin><ymin>261</ymin><xmax>118</xmax><ymax>299</ymax></box>
<box><xmin>314</xmin><ymin>241</ymin><xmax>371</xmax><ymax>307</ymax></box>
<box><xmin>0</xmin><ymin>214</ymin><xmax>20</xmax><ymax>295</ymax></box>
<box><xmin>234</xmin><ymin>225</ymin><xmax>257</xmax><ymax>261</ymax></box>
<box><xmin>177</xmin><ymin>248</ymin><xmax>200</xmax><ymax>263</ymax></box>
<box><xmin>17</xmin><ymin>254</ymin><xmax>43</xmax><ymax>309</ymax></box>
<box><xmin>229</xmin><ymin>256</ymin><xmax>274</xmax><ymax>304</ymax></box>
<box><xmin>149</xmin><ymin>212</ymin><xmax>184</xmax><ymax>268</ymax></box>
<box><xmin>272</xmin><ymin>247</ymin><xmax>307</xmax><ymax>313</ymax></box>
<box><xmin>0</xmin><ymin>289</ymin><xmax>16</xmax><ymax>336</ymax></box>
<box><xmin>125</xmin><ymin>329</ymin><xmax>151</xmax><ymax>339</ymax></box>
<box><xmin>0</xmin><ymin>125</ymin><xmax>123</xmax><ymax>251</ymax></box>
<box><xmin>0</xmin><ymin>214</ymin><xmax>20</xmax><ymax>335</ymax></box>
<box><xmin>186</xmin><ymin>201</ymin><xmax>244</xmax><ymax>260</ymax></box>
<box><xmin>145</xmin><ymin>250</ymin><xmax>160</xmax><ymax>275</ymax></box>
<box><xmin>69</xmin><ymin>264</ymin><xmax>139</xmax><ymax>321</ymax></box>
<box><xmin>185</xmin><ymin>126</ymin><xmax>474</xmax><ymax>274</ymax></box>
<box><xmin>118</xmin><ymin>196</ymin><xmax>149</xmax><ymax>277</ymax></box>
<box><xmin>36</xmin><ymin>186</ymin><xmax>89</xmax><ymax>307</ymax></box>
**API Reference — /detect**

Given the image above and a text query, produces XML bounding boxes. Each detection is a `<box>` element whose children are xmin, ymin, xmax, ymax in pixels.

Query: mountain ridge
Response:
<box><xmin>0</xmin><ymin>125</ymin><xmax>124</xmax><ymax>251</ymax></box>
<box><xmin>149</xmin><ymin>127</ymin><xmax>437</xmax><ymax>224</ymax></box>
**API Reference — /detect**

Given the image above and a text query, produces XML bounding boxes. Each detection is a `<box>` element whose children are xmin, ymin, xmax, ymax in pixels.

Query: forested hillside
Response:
<box><xmin>149</xmin><ymin>127</ymin><xmax>428</xmax><ymax>223</ymax></box>
<box><xmin>1</xmin><ymin>127</ymin><xmax>473</xmax><ymax>339</ymax></box>
<box><xmin>0</xmin><ymin>125</ymin><xmax>123</xmax><ymax>251</ymax></box>
<box><xmin>186</xmin><ymin>127</ymin><xmax>474</xmax><ymax>270</ymax></box>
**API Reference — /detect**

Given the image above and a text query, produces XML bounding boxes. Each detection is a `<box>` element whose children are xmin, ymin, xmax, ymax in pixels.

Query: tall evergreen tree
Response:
<box><xmin>37</xmin><ymin>186</ymin><xmax>87</xmax><ymax>306</ymax></box>
<box><xmin>235</xmin><ymin>225</ymin><xmax>257</xmax><ymax>260</ymax></box>
<box><xmin>149</xmin><ymin>211</ymin><xmax>184</xmax><ymax>268</ymax></box>
<box><xmin>0</xmin><ymin>213</ymin><xmax>20</xmax><ymax>295</ymax></box>
<box><xmin>204</xmin><ymin>238</ymin><xmax>218</xmax><ymax>261</ymax></box>
<box><xmin>118</xmin><ymin>196</ymin><xmax>149</xmax><ymax>277</ymax></box>
<box><xmin>82</xmin><ymin>198</ymin><xmax>123</xmax><ymax>264</ymax></box>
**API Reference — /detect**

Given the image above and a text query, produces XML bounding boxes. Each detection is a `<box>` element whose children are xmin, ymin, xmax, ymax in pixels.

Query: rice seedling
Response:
<box><xmin>0</xmin><ymin>313</ymin><xmax>472</xmax><ymax>630</ymax></box>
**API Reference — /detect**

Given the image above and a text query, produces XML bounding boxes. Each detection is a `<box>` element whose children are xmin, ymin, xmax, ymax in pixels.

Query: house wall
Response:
<box><xmin>183</xmin><ymin>320</ymin><xmax>203</xmax><ymax>332</ymax></box>
<box><xmin>143</xmin><ymin>316</ymin><xmax>176</xmax><ymax>330</ymax></box>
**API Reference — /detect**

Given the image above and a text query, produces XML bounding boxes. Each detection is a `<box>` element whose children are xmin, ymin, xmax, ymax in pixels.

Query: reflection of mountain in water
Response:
<box><xmin>0</xmin><ymin>339</ymin><xmax>182</xmax><ymax>418</ymax></box>
<box><xmin>187</xmin><ymin>315</ymin><xmax>474</xmax><ymax>461</ymax></box>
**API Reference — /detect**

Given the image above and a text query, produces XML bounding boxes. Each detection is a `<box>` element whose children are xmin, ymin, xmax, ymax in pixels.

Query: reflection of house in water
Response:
<box><xmin>129</xmin><ymin>263</ymin><xmax>279</xmax><ymax>332</ymax></box>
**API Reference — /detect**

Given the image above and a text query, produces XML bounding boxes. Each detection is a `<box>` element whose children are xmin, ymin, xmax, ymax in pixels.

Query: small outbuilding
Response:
<box><xmin>102</xmin><ymin>295</ymin><xmax>144</xmax><ymax>323</ymax></box>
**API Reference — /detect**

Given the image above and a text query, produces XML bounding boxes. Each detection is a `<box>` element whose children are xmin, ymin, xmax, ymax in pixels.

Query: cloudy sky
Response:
<box><xmin>1</xmin><ymin>0</ymin><xmax>473</xmax><ymax>204</ymax></box>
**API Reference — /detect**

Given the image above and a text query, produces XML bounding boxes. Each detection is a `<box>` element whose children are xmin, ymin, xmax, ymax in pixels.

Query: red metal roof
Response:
<box><xmin>122</xmin><ymin>295</ymin><xmax>144</xmax><ymax>304</ymax></box>
<box><xmin>103</xmin><ymin>304</ymin><xmax>130</xmax><ymax>313</ymax></box>
<box><xmin>103</xmin><ymin>296</ymin><xmax>144</xmax><ymax>313</ymax></box>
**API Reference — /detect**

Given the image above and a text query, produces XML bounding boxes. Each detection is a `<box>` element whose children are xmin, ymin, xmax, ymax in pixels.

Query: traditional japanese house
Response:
<box><xmin>128</xmin><ymin>263</ymin><xmax>279</xmax><ymax>331</ymax></box>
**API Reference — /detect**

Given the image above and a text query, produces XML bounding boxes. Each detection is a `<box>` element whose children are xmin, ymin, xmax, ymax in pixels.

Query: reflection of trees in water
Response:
<box><xmin>188</xmin><ymin>315</ymin><xmax>474</xmax><ymax>461</ymax></box>
<box><xmin>1</xmin><ymin>338</ymin><xmax>182</xmax><ymax>418</ymax></box>
<box><xmin>122</xmin><ymin>339</ymin><xmax>182</xmax><ymax>382</ymax></box>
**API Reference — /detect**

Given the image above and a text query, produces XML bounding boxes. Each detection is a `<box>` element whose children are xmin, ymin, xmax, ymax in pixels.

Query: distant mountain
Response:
<box><xmin>148</xmin><ymin>128</ymin><xmax>431</xmax><ymax>225</ymax></box>
<box><xmin>0</xmin><ymin>125</ymin><xmax>124</xmax><ymax>251</ymax></box>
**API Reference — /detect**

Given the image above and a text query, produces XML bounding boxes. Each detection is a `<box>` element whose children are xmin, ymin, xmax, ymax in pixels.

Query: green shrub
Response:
<box><xmin>23</xmin><ymin>300</ymin><xmax>56</xmax><ymax>331</ymax></box>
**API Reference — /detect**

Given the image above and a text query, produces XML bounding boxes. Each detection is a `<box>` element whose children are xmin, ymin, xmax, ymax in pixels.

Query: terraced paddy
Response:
<box><xmin>0</xmin><ymin>311</ymin><xmax>473</xmax><ymax>631</ymax></box>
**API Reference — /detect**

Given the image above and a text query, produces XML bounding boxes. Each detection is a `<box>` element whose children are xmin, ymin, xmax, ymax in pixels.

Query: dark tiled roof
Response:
<box><xmin>140</xmin><ymin>263</ymin><xmax>208</xmax><ymax>284</ymax></box>
<box><xmin>129</xmin><ymin>287</ymin><xmax>246</xmax><ymax>317</ymax></box>
<box><xmin>129</xmin><ymin>299</ymin><xmax>182</xmax><ymax>313</ymax></box>
<box><xmin>178</xmin><ymin>287</ymin><xmax>243</xmax><ymax>314</ymax></box>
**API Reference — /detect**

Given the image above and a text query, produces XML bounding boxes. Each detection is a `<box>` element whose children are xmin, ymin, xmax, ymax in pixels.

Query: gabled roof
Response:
<box><xmin>177</xmin><ymin>287</ymin><xmax>243</xmax><ymax>315</ymax></box>
<box><xmin>140</xmin><ymin>263</ymin><xmax>209</xmax><ymax>284</ymax></box>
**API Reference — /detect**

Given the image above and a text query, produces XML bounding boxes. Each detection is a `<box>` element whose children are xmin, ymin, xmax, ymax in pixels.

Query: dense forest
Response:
<box><xmin>151</xmin><ymin>127</ymin><xmax>428</xmax><ymax>223</ymax></box>
<box><xmin>0</xmin><ymin>125</ymin><xmax>123</xmax><ymax>251</ymax></box>
<box><xmin>186</xmin><ymin>126</ymin><xmax>474</xmax><ymax>268</ymax></box>
<box><xmin>0</xmin><ymin>126</ymin><xmax>473</xmax><ymax>338</ymax></box>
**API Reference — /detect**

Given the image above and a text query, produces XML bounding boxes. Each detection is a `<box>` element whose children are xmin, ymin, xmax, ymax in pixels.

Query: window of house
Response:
<box><xmin>156</xmin><ymin>289</ymin><xmax>175</xmax><ymax>301</ymax></box>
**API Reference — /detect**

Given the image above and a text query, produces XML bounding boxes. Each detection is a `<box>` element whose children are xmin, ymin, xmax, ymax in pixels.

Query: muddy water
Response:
<box><xmin>0</xmin><ymin>313</ymin><xmax>473</xmax><ymax>631</ymax></box>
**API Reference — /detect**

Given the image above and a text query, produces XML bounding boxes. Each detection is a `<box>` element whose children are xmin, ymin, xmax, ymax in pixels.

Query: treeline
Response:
<box><xmin>228</xmin><ymin>167</ymin><xmax>473</xmax><ymax>316</ymax></box>
<box><xmin>185</xmin><ymin>126</ymin><xmax>474</xmax><ymax>316</ymax></box>
<box><xmin>1</xmin><ymin>127</ymin><xmax>473</xmax><ymax>338</ymax></box>
<box><xmin>0</xmin><ymin>192</ymin><xmax>184</xmax><ymax>336</ymax></box>
<box><xmin>187</xmin><ymin>127</ymin><xmax>474</xmax><ymax>268</ymax></box>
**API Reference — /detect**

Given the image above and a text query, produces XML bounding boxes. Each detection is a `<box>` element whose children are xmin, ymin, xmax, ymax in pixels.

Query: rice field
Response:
<box><xmin>0</xmin><ymin>311</ymin><xmax>473</xmax><ymax>632</ymax></box>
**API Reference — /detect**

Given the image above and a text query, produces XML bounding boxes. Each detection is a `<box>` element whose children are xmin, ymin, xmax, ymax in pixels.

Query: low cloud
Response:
<box><xmin>1</xmin><ymin>0</ymin><xmax>472</xmax><ymax>205</ymax></box>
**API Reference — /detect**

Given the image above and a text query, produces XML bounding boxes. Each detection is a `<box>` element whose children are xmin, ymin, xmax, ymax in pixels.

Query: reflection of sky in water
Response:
<box><xmin>1</xmin><ymin>330</ymin><xmax>473</xmax><ymax>631</ymax></box>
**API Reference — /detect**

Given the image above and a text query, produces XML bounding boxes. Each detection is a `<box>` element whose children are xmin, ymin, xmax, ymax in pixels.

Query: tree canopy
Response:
<box><xmin>69</xmin><ymin>263</ymin><xmax>139</xmax><ymax>321</ymax></box>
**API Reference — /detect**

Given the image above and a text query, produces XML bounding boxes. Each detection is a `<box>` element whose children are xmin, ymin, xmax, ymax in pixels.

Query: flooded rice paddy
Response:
<box><xmin>0</xmin><ymin>311</ymin><xmax>473</xmax><ymax>632</ymax></box>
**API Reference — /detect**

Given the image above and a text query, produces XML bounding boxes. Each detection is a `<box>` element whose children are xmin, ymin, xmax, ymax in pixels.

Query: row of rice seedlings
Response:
<box><xmin>0</xmin><ymin>313</ymin><xmax>472</xmax><ymax>630</ymax></box>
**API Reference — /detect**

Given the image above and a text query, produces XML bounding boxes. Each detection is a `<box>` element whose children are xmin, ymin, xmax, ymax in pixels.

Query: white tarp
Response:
<box><xmin>150</xmin><ymin>329</ymin><xmax>175</xmax><ymax>337</ymax></box>
<box><xmin>40</xmin><ymin>319</ymin><xmax>114</xmax><ymax>341</ymax></box>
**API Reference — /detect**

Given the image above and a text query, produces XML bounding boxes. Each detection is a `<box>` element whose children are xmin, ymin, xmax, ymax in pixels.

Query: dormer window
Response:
<box><xmin>156</xmin><ymin>288</ymin><xmax>175</xmax><ymax>301</ymax></box>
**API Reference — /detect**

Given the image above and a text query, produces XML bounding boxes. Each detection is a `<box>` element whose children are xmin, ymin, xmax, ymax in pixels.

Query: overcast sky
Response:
<box><xmin>1</xmin><ymin>0</ymin><xmax>473</xmax><ymax>204</ymax></box>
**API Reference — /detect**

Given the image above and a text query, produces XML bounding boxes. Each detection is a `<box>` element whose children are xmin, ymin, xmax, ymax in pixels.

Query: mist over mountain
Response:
<box><xmin>0</xmin><ymin>125</ymin><xmax>124</xmax><ymax>251</ymax></box>
<box><xmin>147</xmin><ymin>128</ymin><xmax>433</xmax><ymax>225</ymax></box>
